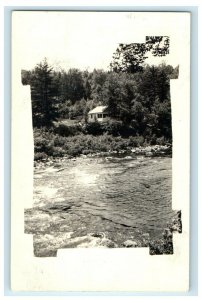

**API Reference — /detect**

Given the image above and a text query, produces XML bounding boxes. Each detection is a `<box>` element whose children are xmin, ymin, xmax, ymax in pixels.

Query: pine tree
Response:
<box><xmin>30</xmin><ymin>59</ymin><xmax>59</xmax><ymax>127</ymax></box>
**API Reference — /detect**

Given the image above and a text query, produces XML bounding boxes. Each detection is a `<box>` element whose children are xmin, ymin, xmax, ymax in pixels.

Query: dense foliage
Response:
<box><xmin>110</xmin><ymin>36</ymin><xmax>170</xmax><ymax>73</ymax></box>
<box><xmin>33</xmin><ymin>127</ymin><xmax>171</xmax><ymax>161</ymax></box>
<box><xmin>22</xmin><ymin>59</ymin><xmax>178</xmax><ymax>143</ymax></box>
<box><xmin>21</xmin><ymin>37</ymin><xmax>178</xmax><ymax>160</ymax></box>
<box><xmin>22</xmin><ymin>59</ymin><xmax>60</xmax><ymax>127</ymax></box>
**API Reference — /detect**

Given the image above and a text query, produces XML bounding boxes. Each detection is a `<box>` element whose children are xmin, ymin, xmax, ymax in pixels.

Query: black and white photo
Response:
<box><xmin>11</xmin><ymin>11</ymin><xmax>190</xmax><ymax>291</ymax></box>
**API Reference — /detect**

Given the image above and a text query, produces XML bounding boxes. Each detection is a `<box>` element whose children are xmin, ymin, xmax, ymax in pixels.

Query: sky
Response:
<box><xmin>12</xmin><ymin>11</ymin><xmax>184</xmax><ymax>72</ymax></box>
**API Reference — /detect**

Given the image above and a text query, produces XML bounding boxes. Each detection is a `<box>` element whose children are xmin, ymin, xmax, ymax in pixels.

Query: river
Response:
<box><xmin>24</xmin><ymin>154</ymin><xmax>180</xmax><ymax>256</ymax></box>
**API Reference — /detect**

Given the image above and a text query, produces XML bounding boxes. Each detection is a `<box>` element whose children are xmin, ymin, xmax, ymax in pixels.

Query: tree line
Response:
<box><xmin>21</xmin><ymin>36</ymin><xmax>178</xmax><ymax>142</ymax></box>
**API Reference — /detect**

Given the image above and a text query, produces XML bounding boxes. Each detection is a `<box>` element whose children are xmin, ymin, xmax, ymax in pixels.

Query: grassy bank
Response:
<box><xmin>34</xmin><ymin>125</ymin><xmax>172</xmax><ymax>162</ymax></box>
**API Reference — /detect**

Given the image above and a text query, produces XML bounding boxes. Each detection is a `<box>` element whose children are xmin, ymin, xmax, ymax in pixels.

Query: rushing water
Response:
<box><xmin>24</xmin><ymin>155</ymin><xmax>180</xmax><ymax>256</ymax></box>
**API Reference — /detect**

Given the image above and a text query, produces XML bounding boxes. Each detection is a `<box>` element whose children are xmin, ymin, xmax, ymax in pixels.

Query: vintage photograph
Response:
<box><xmin>11</xmin><ymin>10</ymin><xmax>191</xmax><ymax>292</ymax></box>
<box><xmin>19</xmin><ymin>12</ymin><xmax>184</xmax><ymax>257</ymax></box>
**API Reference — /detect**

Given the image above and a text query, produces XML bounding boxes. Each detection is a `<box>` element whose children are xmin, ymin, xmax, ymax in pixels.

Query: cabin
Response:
<box><xmin>88</xmin><ymin>106</ymin><xmax>110</xmax><ymax>123</ymax></box>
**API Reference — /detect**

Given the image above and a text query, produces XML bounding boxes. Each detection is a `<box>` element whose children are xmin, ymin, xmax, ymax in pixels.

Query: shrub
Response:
<box><xmin>84</xmin><ymin>121</ymin><xmax>103</xmax><ymax>135</ymax></box>
<box><xmin>52</xmin><ymin>146</ymin><xmax>66</xmax><ymax>157</ymax></box>
<box><xmin>129</xmin><ymin>136</ymin><xmax>145</xmax><ymax>147</ymax></box>
<box><xmin>54</xmin><ymin>123</ymin><xmax>82</xmax><ymax>137</ymax></box>
<box><xmin>102</xmin><ymin>120</ymin><xmax>123</xmax><ymax>136</ymax></box>
<box><xmin>149</xmin><ymin>228</ymin><xmax>173</xmax><ymax>255</ymax></box>
<box><xmin>156</xmin><ymin>136</ymin><xmax>166</xmax><ymax>145</ymax></box>
<box><xmin>34</xmin><ymin>128</ymin><xmax>53</xmax><ymax>153</ymax></box>
<box><xmin>67</xmin><ymin>144</ymin><xmax>83</xmax><ymax>157</ymax></box>
<box><xmin>53</xmin><ymin>135</ymin><xmax>66</xmax><ymax>147</ymax></box>
<box><xmin>82</xmin><ymin>149</ymin><xmax>92</xmax><ymax>155</ymax></box>
<box><xmin>34</xmin><ymin>152</ymin><xmax>48</xmax><ymax>161</ymax></box>
<box><xmin>33</xmin><ymin>126</ymin><xmax>171</xmax><ymax>161</ymax></box>
<box><xmin>150</xmin><ymin>134</ymin><xmax>157</xmax><ymax>145</ymax></box>
<box><xmin>102</xmin><ymin>120</ymin><xmax>137</xmax><ymax>137</ymax></box>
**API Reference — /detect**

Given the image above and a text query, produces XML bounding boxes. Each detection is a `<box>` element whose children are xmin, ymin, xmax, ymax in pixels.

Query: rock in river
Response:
<box><xmin>123</xmin><ymin>240</ymin><xmax>138</xmax><ymax>248</ymax></box>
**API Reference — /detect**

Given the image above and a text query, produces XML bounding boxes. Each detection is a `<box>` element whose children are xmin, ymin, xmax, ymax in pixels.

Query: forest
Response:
<box><xmin>21</xmin><ymin>36</ymin><xmax>178</xmax><ymax>160</ymax></box>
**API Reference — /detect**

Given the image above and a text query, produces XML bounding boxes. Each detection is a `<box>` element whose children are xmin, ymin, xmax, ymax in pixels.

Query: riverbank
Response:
<box><xmin>34</xmin><ymin>141</ymin><xmax>172</xmax><ymax>168</ymax></box>
<box><xmin>34</xmin><ymin>126</ymin><xmax>172</xmax><ymax>163</ymax></box>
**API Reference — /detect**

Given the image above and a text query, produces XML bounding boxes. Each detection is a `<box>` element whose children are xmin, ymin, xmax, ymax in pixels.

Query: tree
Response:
<box><xmin>136</xmin><ymin>65</ymin><xmax>172</xmax><ymax>138</ymax></box>
<box><xmin>59</xmin><ymin>69</ymin><xmax>85</xmax><ymax>104</ymax></box>
<box><xmin>90</xmin><ymin>69</ymin><xmax>108</xmax><ymax>102</ymax></box>
<box><xmin>137</xmin><ymin>65</ymin><xmax>171</xmax><ymax>110</ymax></box>
<box><xmin>30</xmin><ymin>59</ymin><xmax>59</xmax><ymax>127</ymax></box>
<box><xmin>110</xmin><ymin>43</ymin><xmax>148</xmax><ymax>73</ymax></box>
<box><xmin>82</xmin><ymin>70</ymin><xmax>92</xmax><ymax>100</ymax></box>
<box><xmin>145</xmin><ymin>36</ymin><xmax>169</xmax><ymax>57</ymax></box>
<box><xmin>21</xmin><ymin>70</ymin><xmax>32</xmax><ymax>85</ymax></box>
<box><xmin>131</xmin><ymin>95</ymin><xmax>147</xmax><ymax>134</ymax></box>
<box><xmin>153</xmin><ymin>99</ymin><xmax>172</xmax><ymax>139</ymax></box>
<box><xmin>101</xmin><ymin>72</ymin><xmax>139</xmax><ymax>124</ymax></box>
<box><xmin>110</xmin><ymin>36</ymin><xmax>170</xmax><ymax>73</ymax></box>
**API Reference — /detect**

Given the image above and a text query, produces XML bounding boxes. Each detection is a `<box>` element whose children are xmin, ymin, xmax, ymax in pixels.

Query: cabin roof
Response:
<box><xmin>88</xmin><ymin>106</ymin><xmax>108</xmax><ymax>114</ymax></box>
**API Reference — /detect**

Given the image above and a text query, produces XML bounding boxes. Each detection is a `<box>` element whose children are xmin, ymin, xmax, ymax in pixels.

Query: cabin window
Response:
<box><xmin>90</xmin><ymin>114</ymin><xmax>93</xmax><ymax>118</ymax></box>
<box><xmin>98</xmin><ymin>114</ymin><xmax>102</xmax><ymax>118</ymax></box>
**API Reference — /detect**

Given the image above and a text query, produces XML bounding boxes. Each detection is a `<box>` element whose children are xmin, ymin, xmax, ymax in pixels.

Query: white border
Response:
<box><xmin>1</xmin><ymin>0</ymin><xmax>200</xmax><ymax>299</ymax></box>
